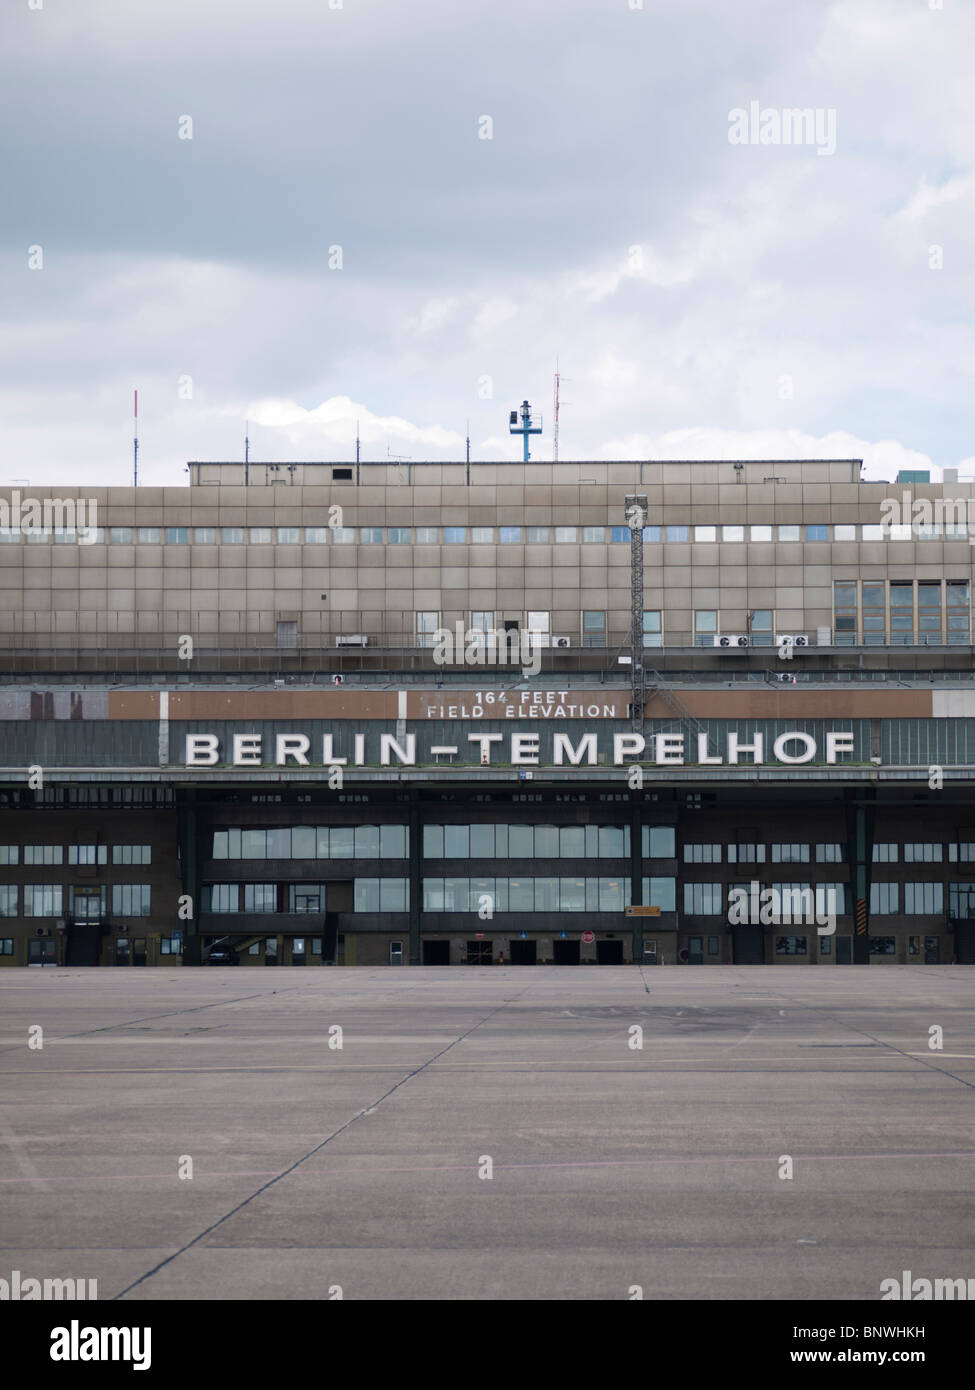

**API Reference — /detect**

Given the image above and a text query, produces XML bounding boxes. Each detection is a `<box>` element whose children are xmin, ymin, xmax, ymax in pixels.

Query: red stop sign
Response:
<box><xmin>582</xmin><ymin>931</ymin><xmax>595</xmax><ymax>944</ymax></box>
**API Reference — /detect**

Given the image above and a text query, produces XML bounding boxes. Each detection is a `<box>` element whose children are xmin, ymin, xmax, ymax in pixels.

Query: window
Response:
<box><xmin>815</xmin><ymin>844</ymin><xmax>844</xmax><ymax>863</ymax></box>
<box><xmin>304</xmin><ymin>527</ymin><xmax>329</xmax><ymax>543</ymax></box>
<box><xmin>359</xmin><ymin>527</ymin><xmax>382</xmax><ymax>543</ymax></box>
<box><xmin>771</xmin><ymin>844</ymin><xmax>809</xmax><ymax>863</ymax></box>
<box><xmin>642</xmin><ymin>611</ymin><xmax>662</xmax><ymax>648</ymax></box>
<box><xmin>54</xmin><ymin>527</ymin><xmax>77</xmax><ymax>544</ymax></box>
<box><xmin>24</xmin><ymin>886</ymin><xmax>63</xmax><ymax>916</ymax></box>
<box><xmin>276</xmin><ymin>621</ymin><xmax>297</xmax><ymax>649</ymax></box>
<box><xmin>949</xmin><ymin>843</ymin><xmax>975</xmax><ymax>863</ymax></box>
<box><xmin>777</xmin><ymin>525</ymin><xmax>800</xmax><ymax>542</ymax></box>
<box><xmin>386</xmin><ymin>526</ymin><xmax>410</xmax><ymax>544</ymax></box>
<box><xmin>416</xmin><ymin>611</ymin><xmax>439</xmax><ymax>648</ymax></box>
<box><xmin>0</xmin><ymin>887</ymin><xmax>18</xmax><ymax>916</ymax></box>
<box><xmin>721</xmin><ymin>525</ymin><xmax>744</xmax><ymax>542</ymax></box>
<box><xmin>834</xmin><ymin>525</ymin><xmax>856</xmax><ymax>540</ymax></box>
<box><xmin>861</xmin><ymin>581</ymin><xmax>886</xmax><ymax>644</ymax></box>
<box><xmin>354</xmin><ymin>879</ymin><xmax>409</xmax><ymax>911</ymax></box>
<box><xmin>805</xmin><ymin>524</ymin><xmax>828</xmax><ymax>541</ymax></box>
<box><xmin>415</xmin><ymin>526</ymin><xmax>438</xmax><ymax>543</ymax></box>
<box><xmin>160</xmin><ymin>935</ymin><xmax>183</xmax><ymax>955</ymax></box>
<box><xmin>889</xmin><ymin>523</ymin><xmax>912</xmax><ymax>541</ymax></box>
<box><xmin>112</xmin><ymin>845</ymin><xmax>151</xmax><ymax>867</ymax></box>
<box><xmin>582</xmin><ymin>611</ymin><xmax>605</xmax><ymax>648</ymax></box>
<box><xmin>683</xmin><ymin>883</ymin><xmax>723</xmax><ymax>915</ymax></box>
<box><xmin>872</xmin><ymin>843</ymin><xmax>898</xmax><ymax>863</ymax></box>
<box><xmin>500</xmin><ymin>526</ymin><xmax>522</xmax><ymax>543</ymax></box>
<box><xmin>834</xmin><ymin>580</ymin><xmax>858</xmax><ymax>644</ymax></box>
<box><xmin>749</xmin><ymin>525</ymin><xmax>772</xmax><ymax>542</ymax></box>
<box><xmin>749</xmin><ymin>611</ymin><xmax>773</xmax><ymax>640</ymax></box>
<box><xmin>221</xmin><ymin>527</ymin><xmax>244</xmax><ymax>544</ymax></box>
<box><xmin>949</xmin><ymin>884</ymin><xmax>975</xmax><ymax>918</ymax></box>
<box><xmin>206</xmin><ymin>884</ymin><xmax>238</xmax><ymax>913</ymax></box>
<box><xmin>23</xmin><ymin>845</ymin><xmax>63</xmax><ymax>865</ymax></box>
<box><xmin>137</xmin><ymin>527</ymin><xmax>161</xmax><ymax>543</ymax></box>
<box><xmin>946</xmin><ymin>580</ymin><xmax>970</xmax><ymax>645</ymax></box>
<box><xmin>288</xmin><ymin>884</ymin><xmax>325</xmax><ymax>913</ymax></box>
<box><xmin>918</xmin><ymin>581</ymin><xmax>942</xmax><ymax>640</ymax></box>
<box><xmin>109</xmin><ymin>527</ymin><xmax>133</xmax><ymax>544</ymax></box>
<box><xmin>728</xmin><ymin>843</ymin><xmax>765</xmax><ymax>863</ymax></box>
<box><xmin>166</xmin><ymin>527</ymin><xmax>188</xmax><ymax>544</ymax></box>
<box><xmin>611</xmin><ymin>526</ymin><xmax>631</xmax><ymax>543</ymax></box>
<box><xmin>243</xmin><ymin>884</ymin><xmax>276</xmax><ymax>913</ymax></box>
<box><xmin>817</xmin><ymin>884</ymin><xmax>847</xmax><ymax>916</ymax></box>
<box><xmin>693</xmin><ymin>525</ymin><xmax>716</xmax><ymax>543</ymax></box>
<box><xmin>0</xmin><ymin>937</ymin><xmax>14</xmax><ymax>952</ymax></box>
<box><xmin>472</xmin><ymin>527</ymin><xmax>495</xmax><ymax>543</ymax></box>
<box><xmin>643</xmin><ymin>826</ymin><xmax>676</xmax><ymax>858</ymax></box>
<box><xmin>331</xmin><ymin>527</ymin><xmax>355</xmax><ymax>543</ymax></box>
<box><xmin>642</xmin><ymin>526</ymin><xmax>661</xmax><ymax>542</ymax></box>
<box><xmin>665</xmin><ymin>525</ymin><xmax>689</xmax><ymax>543</ymax></box>
<box><xmin>861</xmin><ymin>524</ymin><xmax>884</xmax><ymax>541</ymax></box>
<box><xmin>583</xmin><ymin>526</ymin><xmax>606</xmax><ymax>543</ymax></box>
<box><xmin>683</xmin><ymin>844</ymin><xmax>721</xmax><ymax>863</ymax></box>
<box><xmin>277</xmin><ymin>526</ymin><xmax>301</xmax><ymax>544</ymax></box>
<box><xmin>68</xmin><ymin>845</ymin><xmax>107</xmax><ymax>865</ymax></box>
<box><xmin>775</xmin><ymin>936</ymin><xmax>808</xmax><ymax>955</ymax></box>
<box><xmin>526</xmin><ymin>526</ymin><xmax>549</xmax><ymax>543</ymax></box>
<box><xmin>0</xmin><ymin>846</ymin><xmax>19</xmax><ymax>864</ymax></box>
<box><xmin>193</xmin><ymin>527</ymin><xmax>217</xmax><ymax>543</ymax></box>
<box><xmin>869</xmin><ymin>936</ymin><xmax>897</xmax><ymax>955</ymax></box>
<box><xmin>555</xmin><ymin>526</ymin><xmax>577</xmax><ymax>542</ymax></box>
<box><xmin>904</xmin><ymin>883</ymin><xmax>943</xmax><ymax>914</ymax></box>
<box><xmin>694</xmin><ymin>611</ymin><xmax>717</xmax><ymax>636</ymax></box>
<box><xmin>249</xmin><ymin>527</ymin><xmax>272</xmax><ymax>543</ymax></box>
<box><xmin>112</xmin><ymin>884</ymin><xmax>151</xmax><ymax>916</ymax></box>
<box><xmin>904</xmin><ymin>843</ymin><xmax>942</xmax><ymax>863</ymax></box>
<box><xmin>527</xmin><ymin>611</ymin><xmax>550</xmax><ymax>638</ymax></box>
<box><xmin>443</xmin><ymin>527</ymin><xmax>467</xmax><ymax>543</ymax></box>
<box><xmin>870</xmin><ymin>882</ymin><xmax>898</xmax><ymax>914</ymax></box>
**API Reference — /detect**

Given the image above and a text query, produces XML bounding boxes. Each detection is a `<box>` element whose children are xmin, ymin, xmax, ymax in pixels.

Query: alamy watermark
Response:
<box><xmin>728</xmin><ymin>102</ymin><xmax>836</xmax><ymax>156</ymax></box>
<box><xmin>880</xmin><ymin>492</ymin><xmax>975</xmax><ymax>544</ymax></box>
<box><xmin>0</xmin><ymin>492</ymin><xmax>99</xmax><ymax>543</ymax></box>
<box><xmin>728</xmin><ymin>881</ymin><xmax>837</xmax><ymax>936</ymax></box>
<box><xmin>432</xmin><ymin>623</ymin><xmax>542</xmax><ymax>677</ymax></box>
<box><xmin>1</xmin><ymin>1268</ymin><xmax>97</xmax><ymax>1299</ymax></box>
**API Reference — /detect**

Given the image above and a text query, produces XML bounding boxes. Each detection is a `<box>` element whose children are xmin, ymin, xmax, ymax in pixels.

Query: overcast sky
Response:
<box><xmin>2</xmin><ymin>0</ymin><xmax>972</xmax><ymax>486</ymax></box>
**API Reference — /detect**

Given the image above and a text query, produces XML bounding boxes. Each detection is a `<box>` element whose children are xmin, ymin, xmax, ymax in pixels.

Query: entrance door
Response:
<box><xmin>115</xmin><ymin>937</ymin><xmax>130</xmax><ymax>965</ymax></box>
<box><xmin>687</xmin><ymin>936</ymin><xmax>704</xmax><ymax>965</ymax></box>
<box><xmin>465</xmin><ymin>941</ymin><xmax>493</xmax><ymax>965</ymax></box>
<box><xmin>731</xmin><ymin>925</ymin><xmax>764</xmax><ymax>964</ymax></box>
<box><xmin>132</xmin><ymin>938</ymin><xmax>147</xmax><ymax>966</ymax></box>
<box><xmin>509</xmin><ymin>939</ymin><xmax>537</xmax><ymax>965</ymax></box>
<box><xmin>924</xmin><ymin>936</ymin><xmax>940</xmax><ymax>964</ymax></box>
<box><xmin>552</xmin><ymin>939</ymin><xmax>580</xmax><ymax>964</ymax></box>
<box><xmin>596</xmin><ymin>940</ymin><xmax>624</xmax><ymax>964</ymax></box>
<box><xmin>65</xmin><ymin>922</ymin><xmax>100</xmax><ymax>966</ymax></box>
<box><xmin>422</xmin><ymin>940</ymin><xmax>450</xmax><ymax>965</ymax></box>
<box><xmin>389</xmin><ymin>940</ymin><xmax>404</xmax><ymax>966</ymax></box>
<box><xmin>835</xmin><ymin>936</ymin><xmax>852</xmax><ymax>964</ymax></box>
<box><xmin>28</xmin><ymin>938</ymin><xmax>57</xmax><ymax>966</ymax></box>
<box><xmin>264</xmin><ymin>936</ymin><xmax>278</xmax><ymax>966</ymax></box>
<box><xmin>292</xmin><ymin>937</ymin><xmax>306</xmax><ymax>967</ymax></box>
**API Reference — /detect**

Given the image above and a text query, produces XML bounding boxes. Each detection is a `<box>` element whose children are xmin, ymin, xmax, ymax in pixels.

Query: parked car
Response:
<box><xmin>205</xmin><ymin>945</ymin><xmax>238</xmax><ymax>965</ymax></box>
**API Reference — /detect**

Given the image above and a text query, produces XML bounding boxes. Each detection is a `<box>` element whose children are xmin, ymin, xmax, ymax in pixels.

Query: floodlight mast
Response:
<box><xmin>508</xmin><ymin>399</ymin><xmax>543</xmax><ymax>462</ymax></box>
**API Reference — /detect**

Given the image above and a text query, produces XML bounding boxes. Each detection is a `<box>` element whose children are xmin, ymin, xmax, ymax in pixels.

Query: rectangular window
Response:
<box><xmin>642</xmin><ymin>877</ymin><xmax>676</xmax><ymax>912</ymax></box>
<box><xmin>0</xmin><ymin>846</ymin><xmax>19</xmax><ymax>865</ymax></box>
<box><xmin>775</xmin><ymin>936</ymin><xmax>808</xmax><ymax>955</ymax></box>
<box><xmin>500</xmin><ymin>526</ymin><xmax>523</xmax><ymax>543</ymax></box>
<box><xmin>416</xmin><ymin>611</ymin><xmax>439</xmax><ymax>648</ymax></box>
<box><xmin>665</xmin><ymin>525</ymin><xmax>688</xmax><ymax>543</ymax></box>
<box><xmin>904</xmin><ymin>882</ymin><xmax>943</xmax><ymax>914</ymax></box>
<box><xmin>359</xmin><ymin>527</ymin><xmax>383</xmax><ymax>543</ymax></box>
<box><xmin>777</xmin><ymin>525</ymin><xmax>800</xmax><ymax>542</ymax></box>
<box><xmin>949</xmin><ymin>843</ymin><xmax>975</xmax><ymax>863</ymax></box>
<box><xmin>815</xmin><ymin>843</ymin><xmax>844</xmax><ymax>863</ymax></box>
<box><xmin>693</xmin><ymin>525</ymin><xmax>716</xmax><ymax>543</ymax></box>
<box><xmin>137</xmin><ymin>527</ymin><xmax>161</xmax><ymax>543</ymax></box>
<box><xmin>276</xmin><ymin>526</ymin><xmax>301</xmax><ymax>544</ymax></box>
<box><xmin>303</xmin><ymin>527</ymin><xmax>329</xmax><ymax>543</ymax></box>
<box><xmin>526</xmin><ymin>526</ymin><xmax>549</xmax><ymax>542</ymax></box>
<box><xmin>683</xmin><ymin>883</ymin><xmax>723</xmax><ymax>915</ymax></box>
<box><xmin>948</xmin><ymin>884</ymin><xmax>975</xmax><ymax>918</ymax></box>
<box><xmin>111</xmin><ymin>884</ymin><xmax>151</xmax><ymax>916</ymax></box>
<box><xmin>288</xmin><ymin>884</ymin><xmax>325</xmax><ymax>913</ymax></box>
<box><xmin>642</xmin><ymin>526</ymin><xmax>661</xmax><ymax>543</ymax></box>
<box><xmin>641</xmin><ymin>610</ymin><xmax>662</xmax><ymax>648</ymax></box>
<box><xmin>415</xmin><ymin>526</ymin><xmax>438</xmax><ymax>543</ymax></box>
<box><xmin>833</xmin><ymin>524</ymin><xmax>856</xmax><ymax>541</ymax></box>
<box><xmin>249</xmin><ymin>527</ymin><xmax>272</xmax><ymax>543</ymax></box>
<box><xmin>728</xmin><ymin>843</ymin><xmax>765</xmax><ymax>863</ymax></box>
<box><xmin>868</xmin><ymin>936</ymin><xmax>897</xmax><ymax>955</ymax></box>
<box><xmin>582</xmin><ymin>611</ymin><xmax>605</xmax><ymax>648</ymax></box>
<box><xmin>206</xmin><ymin>884</ymin><xmax>239</xmax><ymax>913</ymax></box>
<box><xmin>643</xmin><ymin>826</ymin><xmax>676</xmax><ymax>858</ymax></box>
<box><xmin>331</xmin><ymin>527</ymin><xmax>355</xmax><ymax>543</ymax></box>
<box><xmin>526</xmin><ymin>611</ymin><xmax>550</xmax><ymax>636</ymax></box>
<box><xmin>903</xmin><ymin>843</ymin><xmax>943</xmax><ymax>863</ymax></box>
<box><xmin>276</xmin><ymin>621</ymin><xmax>298</xmax><ymax>649</ymax></box>
<box><xmin>694</xmin><ymin>611</ymin><xmax>717</xmax><ymax>635</ymax></box>
<box><xmin>771</xmin><ymin>844</ymin><xmax>809</xmax><ymax>863</ymax></box>
<box><xmin>0</xmin><ymin>886</ymin><xmax>18</xmax><ymax>917</ymax></box>
<box><xmin>24</xmin><ymin>885</ymin><xmax>63</xmax><ymax>916</ymax></box>
<box><xmin>872</xmin><ymin>843</ymin><xmax>898</xmax><ymax>863</ymax></box>
<box><xmin>805</xmin><ymin>524</ymin><xmax>828</xmax><ymax>541</ymax></box>
<box><xmin>23</xmin><ymin>845</ymin><xmax>63</xmax><ymax>865</ymax></box>
<box><xmin>683</xmin><ymin>844</ymin><xmax>721</xmax><ymax>864</ymax></box>
<box><xmin>165</xmin><ymin>527</ymin><xmax>188</xmax><ymax>544</ymax></box>
<box><xmin>721</xmin><ymin>525</ymin><xmax>744</xmax><ymax>542</ymax></box>
<box><xmin>610</xmin><ymin>526</ymin><xmax>630</xmax><ymax>543</ymax></box>
<box><xmin>861</xmin><ymin>524</ymin><xmax>884</xmax><ymax>541</ymax></box>
<box><xmin>443</xmin><ymin>527</ymin><xmax>467</xmax><ymax>543</ymax></box>
<box><xmin>583</xmin><ymin>526</ymin><xmax>606</xmax><ymax>543</ymax></box>
<box><xmin>68</xmin><ymin>845</ymin><xmax>107</xmax><ymax>865</ymax></box>
<box><xmin>471</xmin><ymin>527</ymin><xmax>495</xmax><ymax>543</ymax></box>
<box><xmin>160</xmin><ymin>935</ymin><xmax>183</xmax><ymax>955</ymax></box>
<box><xmin>749</xmin><ymin>525</ymin><xmax>772</xmax><ymax>542</ymax></box>
<box><xmin>387</xmin><ymin>526</ymin><xmax>411</xmax><ymax>544</ymax></box>
<box><xmin>221</xmin><ymin>527</ymin><xmax>244</xmax><ymax>544</ymax></box>
<box><xmin>870</xmin><ymin>882</ymin><xmax>898</xmax><ymax>914</ymax></box>
<box><xmin>193</xmin><ymin>527</ymin><xmax>217</xmax><ymax>544</ymax></box>
<box><xmin>555</xmin><ymin>526</ymin><xmax>578</xmax><ymax>542</ymax></box>
<box><xmin>243</xmin><ymin>884</ymin><xmax>276</xmax><ymax>913</ymax></box>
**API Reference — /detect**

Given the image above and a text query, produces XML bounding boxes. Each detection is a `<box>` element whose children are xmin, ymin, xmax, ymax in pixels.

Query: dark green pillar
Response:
<box><xmin>630</xmin><ymin>803</ymin><xmax>643</xmax><ymax>963</ymax></box>
<box><xmin>408</xmin><ymin>798</ymin><xmax>422</xmax><ymax>966</ymax></box>
<box><xmin>177</xmin><ymin>792</ymin><xmax>204</xmax><ymax>966</ymax></box>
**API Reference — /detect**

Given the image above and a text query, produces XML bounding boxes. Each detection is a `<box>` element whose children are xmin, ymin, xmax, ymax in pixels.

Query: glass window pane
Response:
<box><xmin>354</xmin><ymin>825</ymin><xmax>380</xmax><ymax>857</ymax></box>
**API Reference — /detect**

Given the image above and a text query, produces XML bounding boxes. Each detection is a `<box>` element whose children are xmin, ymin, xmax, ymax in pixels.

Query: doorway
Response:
<box><xmin>835</xmin><ymin>936</ymin><xmax>852</xmax><ymax>964</ymax></box>
<box><xmin>552</xmin><ymin>939</ymin><xmax>580</xmax><ymax>964</ymax></box>
<box><xmin>687</xmin><ymin>936</ymin><xmax>704</xmax><ymax>965</ymax></box>
<box><xmin>924</xmin><ymin>936</ymin><xmax>940</xmax><ymax>964</ymax></box>
<box><xmin>596</xmin><ymin>940</ymin><xmax>623</xmax><ymax>964</ymax></box>
<box><xmin>466</xmin><ymin>940</ymin><xmax>493</xmax><ymax>965</ymax></box>
<box><xmin>115</xmin><ymin>937</ymin><xmax>130</xmax><ymax>966</ymax></box>
<box><xmin>509</xmin><ymin>939</ymin><xmax>537</xmax><ymax>965</ymax></box>
<box><xmin>28</xmin><ymin>938</ymin><xmax>57</xmax><ymax>966</ymax></box>
<box><xmin>132</xmin><ymin>938</ymin><xmax>147</xmax><ymax>967</ymax></box>
<box><xmin>389</xmin><ymin>940</ymin><xmax>404</xmax><ymax>966</ymax></box>
<box><xmin>423</xmin><ymin>939</ymin><xmax>450</xmax><ymax>965</ymax></box>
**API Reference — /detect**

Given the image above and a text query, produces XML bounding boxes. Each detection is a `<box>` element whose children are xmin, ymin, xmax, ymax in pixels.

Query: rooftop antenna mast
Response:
<box><xmin>356</xmin><ymin>419</ymin><xmax>360</xmax><ymax>485</ymax></box>
<box><xmin>466</xmin><ymin>419</ymin><xmax>471</xmax><ymax>485</ymax></box>
<box><xmin>133</xmin><ymin>389</ymin><xmax>139</xmax><ymax>487</ymax></box>
<box><xmin>244</xmin><ymin>420</ymin><xmax>250</xmax><ymax>487</ymax></box>
<box><xmin>508</xmin><ymin>398</ymin><xmax>543</xmax><ymax>462</ymax></box>
<box><xmin>553</xmin><ymin>366</ymin><xmax>571</xmax><ymax>462</ymax></box>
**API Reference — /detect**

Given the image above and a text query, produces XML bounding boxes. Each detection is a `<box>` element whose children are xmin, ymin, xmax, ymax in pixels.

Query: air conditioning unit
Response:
<box><xmin>552</xmin><ymin>636</ymin><xmax>572</xmax><ymax>648</ymax></box>
<box><xmin>776</xmin><ymin>634</ymin><xmax>808</xmax><ymax>647</ymax></box>
<box><xmin>713</xmin><ymin>635</ymin><xmax>749</xmax><ymax>649</ymax></box>
<box><xmin>335</xmin><ymin>635</ymin><xmax>368</xmax><ymax>647</ymax></box>
<box><xmin>777</xmin><ymin>673</ymin><xmax>798</xmax><ymax>684</ymax></box>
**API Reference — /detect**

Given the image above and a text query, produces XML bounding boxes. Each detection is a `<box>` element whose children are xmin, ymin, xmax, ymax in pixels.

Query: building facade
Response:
<box><xmin>1</xmin><ymin>457</ymin><xmax>974</xmax><ymax>966</ymax></box>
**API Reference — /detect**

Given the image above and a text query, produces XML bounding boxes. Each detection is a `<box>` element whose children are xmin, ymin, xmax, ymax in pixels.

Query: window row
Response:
<box><xmin>420</xmin><ymin>877</ymin><xmax>676</xmax><ymax>913</ymax></box>
<box><xmin>0</xmin><ymin>844</ymin><xmax>151</xmax><ymax>866</ymax></box>
<box><xmin>684</xmin><ymin>843</ymin><xmax>845</xmax><ymax>864</ymax></box>
<box><xmin>211</xmin><ymin>825</ymin><xmax>408</xmax><ymax>860</ymax></box>
<box><xmin>203</xmin><ymin>883</ymin><xmax>331</xmax><ymax>913</ymax></box>
<box><xmin>0</xmin><ymin>885</ymin><xmax>150</xmax><ymax>917</ymax></box>
<box><xmin>2</xmin><ymin>522</ymin><xmax>952</xmax><ymax>547</ymax></box>
<box><xmin>684</xmin><ymin>883</ymin><xmax>848</xmax><ymax>916</ymax></box>
<box><xmin>834</xmin><ymin>580</ymin><xmax>971</xmax><ymax>646</ymax></box>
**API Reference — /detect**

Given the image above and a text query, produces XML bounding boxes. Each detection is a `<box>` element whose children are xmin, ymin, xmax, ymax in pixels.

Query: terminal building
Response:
<box><xmin>1</xmin><ymin>451</ymin><xmax>975</xmax><ymax>967</ymax></box>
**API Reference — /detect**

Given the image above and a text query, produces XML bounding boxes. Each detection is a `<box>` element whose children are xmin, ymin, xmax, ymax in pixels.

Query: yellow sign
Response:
<box><xmin>625</xmin><ymin>905</ymin><xmax>661</xmax><ymax>917</ymax></box>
